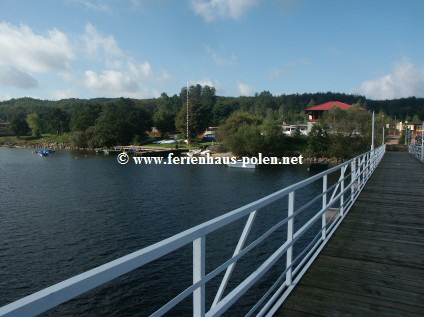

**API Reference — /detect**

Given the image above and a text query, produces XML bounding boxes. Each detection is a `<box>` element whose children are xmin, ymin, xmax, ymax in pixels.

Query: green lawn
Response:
<box><xmin>0</xmin><ymin>133</ymin><xmax>72</xmax><ymax>146</ymax></box>
<box><xmin>1</xmin><ymin>134</ymin><xmax>215</xmax><ymax>149</ymax></box>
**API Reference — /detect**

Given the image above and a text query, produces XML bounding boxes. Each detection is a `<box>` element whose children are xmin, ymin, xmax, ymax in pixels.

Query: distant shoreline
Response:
<box><xmin>0</xmin><ymin>141</ymin><xmax>89</xmax><ymax>151</ymax></box>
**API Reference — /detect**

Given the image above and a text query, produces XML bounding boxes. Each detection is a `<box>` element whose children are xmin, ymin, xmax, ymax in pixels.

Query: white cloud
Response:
<box><xmin>353</xmin><ymin>62</ymin><xmax>424</xmax><ymax>100</ymax></box>
<box><xmin>0</xmin><ymin>93</ymin><xmax>12</xmax><ymax>101</ymax></box>
<box><xmin>128</xmin><ymin>61</ymin><xmax>151</xmax><ymax>77</ymax></box>
<box><xmin>0</xmin><ymin>64</ymin><xmax>38</xmax><ymax>89</ymax></box>
<box><xmin>0</xmin><ymin>22</ymin><xmax>74</xmax><ymax>90</ymax></box>
<box><xmin>81</xmin><ymin>25</ymin><xmax>160</xmax><ymax>97</ymax></box>
<box><xmin>191</xmin><ymin>0</ymin><xmax>260</xmax><ymax>22</ymax></box>
<box><xmin>0</xmin><ymin>21</ymin><xmax>166</xmax><ymax>99</ymax></box>
<box><xmin>65</xmin><ymin>0</ymin><xmax>112</xmax><ymax>13</ymax></box>
<box><xmin>238</xmin><ymin>82</ymin><xmax>253</xmax><ymax>96</ymax></box>
<box><xmin>84</xmin><ymin>70</ymin><xmax>139</xmax><ymax>94</ymax></box>
<box><xmin>83</xmin><ymin>69</ymin><xmax>160</xmax><ymax>98</ymax></box>
<box><xmin>82</xmin><ymin>23</ymin><xmax>123</xmax><ymax>57</ymax></box>
<box><xmin>141</xmin><ymin>62</ymin><xmax>152</xmax><ymax>77</ymax></box>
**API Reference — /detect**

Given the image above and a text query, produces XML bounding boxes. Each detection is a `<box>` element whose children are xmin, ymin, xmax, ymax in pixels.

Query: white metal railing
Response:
<box><xmin>409</xmin><ymin>144</ymin><xmax>424</xmax><ymax>162</ymax></box>
<box><xmin>0</xmin><ymin>145</ymin><xmax>386</xmax><ymax>317</ymax></box>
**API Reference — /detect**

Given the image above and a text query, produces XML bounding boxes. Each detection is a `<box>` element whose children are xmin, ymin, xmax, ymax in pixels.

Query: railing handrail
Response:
<box><xmin>409</xmin><ymin>144</ymin><xmax>424</xmax><ymax>162</ymax></box>
<box><xmin>0</xmin><ymin>145</ymin><xmax>386</xmax><ymax>317</ymax></box>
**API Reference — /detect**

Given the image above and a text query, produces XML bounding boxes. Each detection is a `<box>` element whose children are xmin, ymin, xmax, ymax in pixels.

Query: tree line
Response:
<box><xmin>0</xmin><ymin>87</ymin><xmax>422</xmax><ymax>152</ymax></box>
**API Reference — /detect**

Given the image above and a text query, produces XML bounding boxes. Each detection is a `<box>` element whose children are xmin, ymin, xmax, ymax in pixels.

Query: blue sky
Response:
<box><xmin>0</xmin><ymin>0</ymin><xmax>423</xmax><ymax>100</ymax></box>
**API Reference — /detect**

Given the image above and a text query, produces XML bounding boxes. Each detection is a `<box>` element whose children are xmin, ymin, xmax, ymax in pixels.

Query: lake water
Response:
<box><xmin>0</xmin><ymin>148</ymin><xmax>325</xmax><ymax>316</ymax></box>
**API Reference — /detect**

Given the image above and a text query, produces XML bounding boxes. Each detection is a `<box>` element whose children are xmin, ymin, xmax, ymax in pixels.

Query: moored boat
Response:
<box><xmin>226</xmin><ymin>161</ymin><xmax>257</xmax><ymax>169</ymax></box>
<box><xmin>34</xmin><ymin>149</ymin><xmax>53</xmax><ymax>157</ymax></box>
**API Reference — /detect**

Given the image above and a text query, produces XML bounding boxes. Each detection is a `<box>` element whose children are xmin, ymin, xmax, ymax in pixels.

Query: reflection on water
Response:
<box><xmin>0</xmin><ymin>148</ymin><xmax>325</xmax><ymax>316</ymax></box>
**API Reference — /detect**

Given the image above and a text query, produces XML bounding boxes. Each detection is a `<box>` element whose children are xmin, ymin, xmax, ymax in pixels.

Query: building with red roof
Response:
<box><xmin>305</xmin><ymin>101</ymin><xmax>366</xmax><ymax>123</ymax></box>
<box><xmin>305</xmin><ymin>101</ymin><xmax>366</xmax><ymax>133</ymax></box>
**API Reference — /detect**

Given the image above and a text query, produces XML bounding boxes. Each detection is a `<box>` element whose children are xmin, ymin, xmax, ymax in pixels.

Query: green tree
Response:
<box><xmin>218</xmin><ymin>112</ymin><xmax>263</xmax><ymax>156</ymax></box>
<box><xmin>153</xmin><ymin>93</ymin><xmax>176</xmax><ymax>137</ymax></box>
<box><xmin>26</xmin><ymin>113</ymin><xmax>42</xmax><ymax>138</ymax></box>
<box><xmin>253</xmin><ymin>91</ymin><xmax>276</xmax><ymax>115</ymax></box>
<box><xmin>211</xmin><ymin>99</ymin><xmax>238</xmax><ymax>125</ymax></box>
<box><xmin>412</xmin><ymin>114</ymin><xmax>420</xmax><ymax>123</ymax></box>
<box><xmin>306</xmin><ymin>123</ymin><xmax>330</xmax><ymax>159</ymax></box>
<box><xmin>219</xmin><ymin>123</ymin><xmax>261</xmax><ymax>156</ymax></box>
<box><xmin>45</xmin><ymin>108</ymin><xmax>69</xmax><ymax>135</ymax></box>
<box><xmin>218</xmin><ymin>111</ymin><xmax>262</xmax><ymax>140</ymax></box>
<box><xmin>91</xmin><ymin>98</ymin><xmax>151</xmax><ymax>147</ymax></box>
<box><xmin>70</xmin><ymin>104</ymin><xmax>102</xmax><ymax>132</ymax></box>
<box><xmin>218</xmin><ymin>112</ymin><xmax>288</xmax><ymax>156</ymax></box>
<box><xmin>10</xmin><ymin>114</ymin><xmax>30</xmax><ymax>137</ymax></box>
<box><xmin>320</xmin><ymin>108</ymin><xmax>374</xmax><ymax>160</ymax></box>
<box><xmin>153</xmin><ymin>108</ymin><xmax>175</xmax><ymax>137</ymax></box>
<box><xmin>260</xmin><ymin>118</ymin><xmax>287</xmax><ymax>156</ymax></box>
<box><xmin>176</xmin><ymin>84</ymin><xmax>216</xmax><ymax>140</ymax></box>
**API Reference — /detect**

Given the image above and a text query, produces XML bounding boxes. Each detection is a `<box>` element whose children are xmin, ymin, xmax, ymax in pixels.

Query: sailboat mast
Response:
<box><xmin>186</xmin><ymin>81</ymin><xmax>189</xmax><ymax>144</ymax></box>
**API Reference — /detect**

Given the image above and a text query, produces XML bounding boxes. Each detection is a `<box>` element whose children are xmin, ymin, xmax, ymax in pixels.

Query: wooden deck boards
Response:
<box><xmin>274</xmin><ymin>152</ymin><xmax>424</xmax><ymax>316</ymax></box>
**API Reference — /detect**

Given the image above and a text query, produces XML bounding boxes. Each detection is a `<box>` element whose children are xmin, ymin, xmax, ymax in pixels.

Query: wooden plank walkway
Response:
<box><xmin>274</xmin><ymin>151</ymin><xmax>424</xmax><ymax>317</ymax></box>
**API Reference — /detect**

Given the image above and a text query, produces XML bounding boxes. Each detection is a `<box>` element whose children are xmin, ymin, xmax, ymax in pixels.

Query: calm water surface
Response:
<box><xmin>0</xmin><ymin>148</ymin><xmax>324</xmax><ymax>316</ymax></box>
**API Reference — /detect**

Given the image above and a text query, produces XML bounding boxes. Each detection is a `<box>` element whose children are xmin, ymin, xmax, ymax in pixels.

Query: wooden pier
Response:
<box><xmin>274</xmin><ymin>152</ymin><xmax>424</xmax><ymax>316</ymax></box>
<box><xmin>99</xmin><ymin>145</ymin><xmax>186</xmax><ymax>157</ymax></box>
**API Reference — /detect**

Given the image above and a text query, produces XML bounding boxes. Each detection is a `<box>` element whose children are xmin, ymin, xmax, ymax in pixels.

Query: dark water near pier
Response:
<box><xmin>0</xmin><ymin>148</ymin><xmax>328</xmax><ymax>316</ymax></box>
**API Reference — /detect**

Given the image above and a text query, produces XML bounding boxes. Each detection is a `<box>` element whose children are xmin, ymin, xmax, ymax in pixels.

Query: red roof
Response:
<box><xmin>305</xmin><ymin>101</ymin><xmax>365</xmax><ymax>111</ymax></box>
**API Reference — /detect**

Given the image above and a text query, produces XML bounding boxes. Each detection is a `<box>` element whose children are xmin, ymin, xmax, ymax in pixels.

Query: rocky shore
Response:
<box><xmin>0</xmin><ymin>141</ymin><xmax>89</xmax><ymax>151</ymax></box>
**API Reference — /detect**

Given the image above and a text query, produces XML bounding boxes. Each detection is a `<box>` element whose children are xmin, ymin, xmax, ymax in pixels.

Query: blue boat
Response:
<box><xmin>35</xmin><ymin>150</ymin><xmax>50</xmax><ymax>157</ymax></box>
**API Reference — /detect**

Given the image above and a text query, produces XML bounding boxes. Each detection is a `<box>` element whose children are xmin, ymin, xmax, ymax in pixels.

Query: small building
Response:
<box><xmin>197</xmin><ymin>127</ymin><xmax>218</xmax><ymax>141</ymax></box>
<box><xmin>0</xmin><ymin>120</ymin><xmax>11</xmax><ymax>136</ymax></box>
<box><xmin>147</xmin><ymin>127</ymin><xmax>161</xmax><ymax>137</ymax></box>
<box><xmin>281</xmin><ymin>123</ymin><xmax>308</xmax><ymax>136</ymax></box>
<box><xmin>203</xmin><ymin>127</ymin><xmax>219</xmax><ymax>136</ymax></box>
<box><xmin>305</xmin><ymin>101</ymin><xmax>366</xmax><ymax>132</ymax></box>
<box><xmin>396</xmin><ymin>121</ymin><xmax>423</xmax><ymax>143</ymax></box>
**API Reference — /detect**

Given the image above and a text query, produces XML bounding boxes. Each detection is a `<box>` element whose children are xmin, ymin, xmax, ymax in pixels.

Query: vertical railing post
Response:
<box><xmin>286</xmin><ymin>191</ymin><xmax>295</xmax><ymax>286</ymax></box>
<box><xmin>369</xmin><ymin>150</ymin><xmax>373</xmax><ymax>173</ymax></box>
<box><xmin>350</xmin><ymin>158</ymin><xmax>356</xmax><ymax>203</ymax></box>
<box><xmin>364</xmin><ymin>153</ymin><xmax>368</xmax><ymax>180</ymax></box>
<box><xmin>193</xmin><ymin>236</ymin><xmax>205</xmax><ymax>317</ymax></box>
<box><xmin>340</xmin><ymin>166</ymin><xmax>345</xmax><ymax>216</ymax></box>
<box><xmin>421</xmin><ymin>122</ymin><xmax>424</xmax><ymax>161</ymax></box>
<box><xmin>369</xmin><ymin>151</ymin><xmax>372</xmax><ymax>173</ymax></box>
<box><xmin>367</xmin><ymin>152</ymin><xmax>370</xmax><ymax>179</ymax></box>
<box><xmin>322</xmin><ymin>175</ymin><xmax>327</xmax><ymax>240</ymax></box>
<box><xmin>373</xmin><ymin>148</ymin><xmax>377</xmax><ymax>170</ymax></box>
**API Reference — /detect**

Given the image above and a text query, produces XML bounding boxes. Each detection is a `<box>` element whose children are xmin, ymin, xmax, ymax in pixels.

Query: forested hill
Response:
<box><xmin>1</xmin><ymin>92</ymin><xmax>423</xmax><ymax>123</ymax></box>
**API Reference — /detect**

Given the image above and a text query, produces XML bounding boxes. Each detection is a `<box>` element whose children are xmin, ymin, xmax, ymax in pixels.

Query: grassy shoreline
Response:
<box><xmin>0</xmin><ymin>135</ymin><xmax>196</xmax><ymax>151</ymax></box>
<box><xmin>0</xmin><ymin>134</ymin><xmax>75</xmax><ymax>149</ymax></box>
